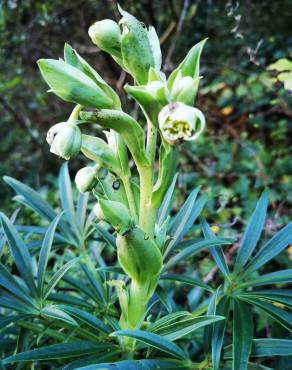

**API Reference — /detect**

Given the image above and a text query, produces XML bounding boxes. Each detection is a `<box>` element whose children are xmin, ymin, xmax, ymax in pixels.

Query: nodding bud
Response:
<box><xmin>158</xmin><ymin>102</ymin><xmax>205</xmax><ymax>144</ymax></box>
<box><xmin>88</xmin><ymin>19</ymin><xmax>121</xmax><ymax>58</ymax></box>
<box><xmin>47</xmin><ymin>123</ymin><xmax>82</xmax><ymax>160</ymax></box>
<box><xmin>75</xmin><ymin>166</ymin><xmax>98</xmax><ymax>193</ymax></box>
<box><xmin>93</xmin><ymin>202</ymin><xmax>105</xmax><ymax>220</ymax></box>
<box><xmin>98</xmin><ymin>199</ymin><xmax>132</xmax><ymax>233</ymax></box>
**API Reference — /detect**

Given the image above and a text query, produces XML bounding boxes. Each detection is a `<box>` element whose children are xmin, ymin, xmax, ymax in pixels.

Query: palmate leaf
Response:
<box><xmin>111</xmin><ymin>330</ymin><xmax>186</xmax><ymax>359</ymax></box>
<box><xmin>3</xmin><ymin>341</ymin><xmax>112</xmax><ymax>364</ymax></box>
<box><xmin>232</xmin><ymin>299</ymin><xmax>253</xmax><ymax>370</ymax></box>
<box><xmin>0</xmin><ymin>213</ymin><xmax>37</xmax><ymax>296</ymax></box>
<box><xmin>234</xmin><ymin>190</ymin><xmax>269</xmax><ymax>272</ymax></box>
<box><xmin>243</xmin><ymin>222</ymin><xmax>292</xmax><ymax>276</ymax></box>
<box><xmin>77</xmin><ymin>359</ymin><xmax>189</xmax><ymax>370</ymax></box>
<box><xmin>239</xmin><ymin>296</ymin><xmax>292</xmax><ymax>331</ymax></box>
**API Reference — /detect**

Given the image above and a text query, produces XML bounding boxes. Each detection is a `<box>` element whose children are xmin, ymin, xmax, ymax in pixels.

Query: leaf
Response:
<box><xmin>233</xmin><ymin>299</ymin><xmax>253</xmax><ymax>370</ymax></box>
<box><xmin>204</xmin><ymin>287</ymin><xmax>220</xmax><ymax>353</ymax></box>
<box><xmin>0</xmin><ymin>314</ymin><xmax>30</xmax><ymax>331</ymax></box>
<box><xmin>60</xmin><ymin>306</ymin><xmax>110</xmax><ymax>334</ymax></box>
<box><xmin>201</xmin><ymin>218</ymin><xmax>230</xmax><ymax>279</ymax></box>
<box><xmin>0</xmin><ymin>208</ymin><xmax>20</xmax><ymax>256</ymax></box>
<box><xmin>239</xmin><ymin>269</ymin><xmax>292</xmax><ymax>288</ymax></box>
<box><xmin>77</xmin><ymin>192</ymin><xmax>89</xmax><ymax>230</ymax></box>
<box><xmin>59</xmin><ymin>163</ymin><xmax>78</xmax><ymax>232</ymax></box>
<box><xmin>160</xmin><ymin>274</ymin><xmax>213</xmax><ymax>292</ymax></box>
<box><xmin>0</xmin><ymin>213</ymin><xmax>37</xmax><ymax>295</ymax></box>
<box><xmin>165</xmin><ymin>188</ymin><xmax>208</xmax><ymax>256</ymax></box>
<box><xmin>157</xmin><ymin>173</ymin><xmax>178</xmax><ymax>227</ymax></box>
<box><xmin>224</xmin><ymin>339</ymin><xmax>292</xmax><ymax>358</ymax></box>
<box><xmin>95</xmin><ymin>223</ymin><xmax>116</xmax><ymax>249</ymax></box>
<box><xmin>152</xmin><ymin>314</ymin><xmax>224</xmax><ymax>341</ymax></box>
<box><xmin>244</xmin><ymin>222</ymin><xmax>292</xmax><ymax>276</ymax></box>
<box><xmin>43</xmin><ymin>258</ymin><xmax>79</xmax><ymax>299</ymax></box>
<box><xmin>211</xmin><ymin>296</ymin><xmax>231</xmax><ymax>369</ymax></box>
<box><xmin>111</xmin><ymin>330</ymin><xmax>186</xmax><ymax>359</ymax></box>
<box><xmin>40</xmin><ymin>305</ymin><xmax>78</xmax><ymax>326</ymax></box>
<box><xmin>37</xmin><ymin>59</ymin><xmax>114</xmax><ymax>108</ymax></box>
<box><xmin>0</xmin><ymin>264</ymin><xmax>36</xmax><ymax>308</ymax></box>
<box><xmin>3</xmin><ymin>341</ymin><xmax>111</xmax><ymax>363</ymax></box>
<box><xmin>241</xmin><ymin>290</ymin><xmax>292</xmax><ymax>307</ymax></box>
<box><xmin>234</xmin><ymin>190</ymin><xmax>269</xmax><ymax>271</ymax></box>
<box><xmin>76</xmin><ymin>359</ymin><xmax>188</xmax><ymax>370</ymax></box>
<box><xmin>239</xmin><ymin>296</ymin><xmax>292</xmax><ymax>331</ymax></box>
<box><xmin>80</xmin><ymin>263</ymin><xmax>106</xmax><ymax>304</ymax></box>
<box><xmin>37</xmin><ymin>213</ymin><xmax>63</xmax><ymax>295</ymax></box>
<box><xmin>164</xmin><ymin>238</ymin><xmax>232</xmax><ymax>270</ymax></box>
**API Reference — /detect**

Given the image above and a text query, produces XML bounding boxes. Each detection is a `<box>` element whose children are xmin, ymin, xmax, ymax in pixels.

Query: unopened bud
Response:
<box><xmin>75</xmin><ymin>166</ymin><xmax>98</xmax><ymax>193</ymax></box>
<box><xmin>93</xmin><ymin>202</ymin><xmax>105</xmax><ymax>219</ymax></box>
<box><xmin>47</xmin><ymin>123</ymin><xmax>82</xmax><ymax>160</ymax></box>
<box><xmin>88</xmin><ymin>19</ymin><xmax>121</xmax><ymax>58</ymax></box>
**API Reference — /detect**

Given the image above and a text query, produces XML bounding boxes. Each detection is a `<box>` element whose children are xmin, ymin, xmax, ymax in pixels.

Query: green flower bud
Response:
<box><xmin>158</xmin><ymin>102</ymin><xmax>205</xmax><ymax>144</ymax></box>
<box><xmin>47</xmin><ymin>123</ymin><xmax>82</xmax><ymax>160</ymax></box>
<box><xmin>88</xmin><ymin>19</ymin><xmax>122</xmax><ymax>58</ymax></box>
<box><xmin>99</xmin><ymin>199</ymin><xmax>132</xmax><ymax>233</ymax></box>
<box><xmin>116</xmin><ymin>226</ymin><xmax>163</xmax><ymax>285</ymax></box>
<box><xmin>75</xmin><ymin>166</ymin><xmax>98</xmax><ymax>193</ymax></box>
<box><xmin>171</xmin><ymin>71</ymin><xmax>200</xmax><ymax>106</ymax></box>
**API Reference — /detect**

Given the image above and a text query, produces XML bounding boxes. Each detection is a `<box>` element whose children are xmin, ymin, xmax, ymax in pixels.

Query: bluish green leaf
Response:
<box><xmin>204</xmin><ymin>287</ymin><xmax>220</xmax><ymax>353</ymax></box>
<box><xmin>43</xmin><ymin>258</ymin><xmax>79</xmax><ymax>299</ymax></box>
<box><xmin>235</xmin><ymin>190</ymin><xmax>269</xmax><ymax>271</ymax></box>
<box><xmin>241</xmin><ymin>290</ymin><xmax>292</xmax><ymax>307</ymax></box>
<box><xmin>0</xmin><ymin>314</ymin><xmax>30</xmax><ymax>331</ymax></box>
<box><xmin>244</xmin><ymin>222</ymin><xmax>292</xmax><ymax>275</ymax></box>
<box><xmin>157</xmin><ymin>173</ymin><xmax>178</xmax><ymax>227</ymax></box>
<box><xmin>95</xmin><ymin>223</ymin><xmax>116</xmax><ymax>249</ymax></box>
<box><xmin>37</xmin><ymin>213</ymin><xmax>63</xmax><ymax>295</ymax></box>
<box><xmin>160</xmin><ymin>274</ymin><xmax>213</xmax><ymax>292</ymax></box>
<box><xmin>40</xmin><ymin>305</ymin><xmax>78</xmax><ymax>326</ymax></box>
<box><xmin>77</xmin><ymin>192</ymin><xmax>89</xmax><ymax>230</ymax></box>
<box><xmin>3</xmin><ymin>341</ymin><xmax>110</xmax><ymax>363</ymax></box>
<box><xmin>201</xmin><ymin>218</ymin><xmax>230</xmax><ymax>279</ymax></box>
<box><xmin>80</xmin><ymin>263</ymin><xmax>106</xmax><ymax>304</ymax></box>
<box><xmin>77</xmin><ymin>359</ymin><xmax>188</xmax><ymax>370</ymax></box>
<box><xmin>233</xmin><ymin>299</ymin><xmax>253</xmax><ymax>370</ymax></box>
<box><xmin>240</xmin><ymin>269</ymin><xmax>292</xmax><ymax>288</ymax></box>
<box><xmin>0</xmin><ymin>213</ymin><xmax>37</xmax><ymax>295</ymax></box>
<box><xmin>111</xmin><ymin>330</ymin><xmax>186</xmax><ymax>359</ymax></box>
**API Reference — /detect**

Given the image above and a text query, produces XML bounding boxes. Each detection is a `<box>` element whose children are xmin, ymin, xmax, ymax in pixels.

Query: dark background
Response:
<box><xmin>1</xmin><ymin>0</ymin><xmax>292</xmax><ymax>226</ymax></box>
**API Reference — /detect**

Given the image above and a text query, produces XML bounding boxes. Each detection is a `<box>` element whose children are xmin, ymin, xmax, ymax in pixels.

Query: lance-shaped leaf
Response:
<box><xmin>37</xmin><ymin>59</ymin><xmax>114</xmax><ymax>109</ymax></box>
<box><xmin>0</xmin><ymin>213</ymin><xmax>37</xmax><ymax>296</ymax></box>
<box><xmin>239</xmin><ymin>268</ymin><xmax>292</xmax><ymax>288</ymax></box>
<box><xmin>168</xmin><ymin>38</ymin><xmax>207</xmax><ymax>89</ymax></box>
<box><xmin>157</xmin><ymin>173</ymin><xmax>178</xmax><ymax>227</ymax></box>
<box><xmin>64</xmin><ymin>43</ymin><xmax>121</xmax><ymax>109</ymax></box>
<box><xmin>111</xmin><ymin>330</ymin><xmax>186</xmax><ymax>359</ymax></box>
<box><xmin>233</xmin><ymin>299</ymin><xmax>253</xmax><ymax>370</ymax></box>
<box><xmin>74</xmin><ymin>359</ymin><xmax>188</xmax><ymax>370</ymax></box>
<box><xmin>80</xmin><ymin>110</ymin><xmax>149</xmax><ymax>166</ymax></box>
<box><xmin>81</xmin><ymin>134</ymin><xmax>121</xmax><ymax>174</ymax></box>
<box><xmin>234</xmin><ymin>190</ymin><xmax>269</xmax><ymax>272</ymax></box>
<box><xmin>160</xmin><ymin>274</ymin><xmax>213</xmax><ymax>292</ymax></box>
<box><xmin>152</xmin><ymin>145</ymin><xmax>177</xmax><ymax>208</ymax></box>
<box><xmin>240</xmin><ymin>290</ymin><xmax>292</xmax><ymax>308</ymax></box>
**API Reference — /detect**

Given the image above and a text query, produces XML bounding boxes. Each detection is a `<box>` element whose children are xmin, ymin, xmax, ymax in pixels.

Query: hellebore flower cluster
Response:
<box><xmin>38</xmin><ymin>6</ymin><xmax>206</xmax><ymax>330</ymax></box>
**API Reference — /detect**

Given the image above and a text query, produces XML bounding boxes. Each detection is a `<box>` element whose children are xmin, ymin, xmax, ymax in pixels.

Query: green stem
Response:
<box><xmin>146</xmin><ymin>120</ymin><xmax>157</xmax><ymax>166</ymax></box>
<box><xmin>121</xmin><ymin>174</ymin><xmax>138</xmax><ymax>224</ymax></box>
<box><xmin>68</xmin><ymin>104</ymin><xmax>83</xmax><ymax>123</ymax></box>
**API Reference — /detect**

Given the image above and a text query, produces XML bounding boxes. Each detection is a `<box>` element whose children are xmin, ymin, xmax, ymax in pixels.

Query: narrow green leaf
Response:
<box><xmin>241</xmin><ymin>290</ymin><xmax>292</xmax><ymax>307</ymax></box>
<box><xmin>41</xmin><ymin>305</ymin><xmax>78</xmax><ymax>326</ymax></box>
<box><xmin>76</xmin><ymin>359</ymin><xmax>188</xmax><ymax>370</ymax></box>
<box><xmin>235</xmin><ymin>190</ymin><xmax>269</xmax><ymax>271</ymax></box>
<box><xmin>204</xmin><ymin>287</ymin><xmax>220</xmax><ymax>353</ymax></box>
<box><xmin>43</xmin><ymin>258</ymin><xmax>79</xmax><ymax>299</ymax></box>
<box><xmin>95</xmin><ymin>223</ymin><xmax>116</xmax><ymax>249</ymax></box>
<box><xmin>59</xmin><ymin>163</ymin><xmax>77</xmax><ymax>231</ymax></box>
<box><xmin>80</xmin><ymin>263</ymin><xmax>106</xmax><ymax>304</ymax></box>
<box><xmin>233</xmin><ymin>299</ymin><xmax>253</xmax><ymax>370</ymax></box>
<box><xmin>240</xmin><ymin>269</ymin><xmax>292</xmax><ymax>288</ymax></box>
<box><xmin>160</xmin><ymin>274</ymin><xmax>213</xmax><ymax>292</ymax></box>
<box><xmin>37</xmin><ymin>213</ymin><xmax>63</xmax><ymax>295</ymax></box>
<box><xmin>77</xmin><ymin>192</ymin><xmax>89</xmax><ymax>230</ymax></box>
<box><xmin>0</xmin><ymin>314</ymin><xmax>30</xmax><ymax>331</ymax></box>
<box><xmin>0</xmin><ymin>213</ymin><xmax>37</xmax><ymax>295</ymax></box>
<box><xmin>239</xmin><ymin>296</ymin><xmax>292</xmax><ymax>331</ymax></box>
<box><xmin>201</xmin><ymin>218</ymin><xmax>230</xmax><ymax>279</ymax></box>
<box><xmin>3</xmin><ymin>341</ymin><xmax>110</xmax><ymax>363</ymax></box>
<box><xmin>157</xmin><ymin>173</ymin><xmax>178</xmax><ymax>227</ymax></box>
<box><xmin>111</xmin><ymin>330</ymin><xmax>186</xmax><ymax>359</ymax></box>
<box><xmin>244</xmin><ymin>222</ymin><xmax>292</xmax><ymax>276</ymax></box>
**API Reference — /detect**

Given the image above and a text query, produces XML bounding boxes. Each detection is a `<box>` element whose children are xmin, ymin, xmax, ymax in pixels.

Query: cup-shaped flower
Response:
<box><xmin>158</xmin><ymin>102</ymin><xmax>205</xmax><ymax>144</ymax></box>
<box><xmin>46</xmin><ymin>122</ymin><xmax>82</xmax><ymax>160</ymax></box>
<box><xmin>88</xmin><ymin>19</ymin><xmax>122</xmax><ymax>58</ymax></box>
<box><xmin>75</xmin><ymin>166</ymin><xmax>98</xmax><ymax>193</ymax></box>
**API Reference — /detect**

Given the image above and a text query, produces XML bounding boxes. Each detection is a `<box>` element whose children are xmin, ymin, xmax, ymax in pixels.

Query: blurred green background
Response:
<box><xmin>1</xmin><ymin>0</ymin><xmax>292</xmax><ymax>228</ymax></box>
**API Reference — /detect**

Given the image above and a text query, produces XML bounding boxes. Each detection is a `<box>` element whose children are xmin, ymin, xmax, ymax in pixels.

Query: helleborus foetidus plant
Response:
<box><xmin>0</xmin><ymin>6</ymin><xmax>292</xmax><ymax>370</ymax></box>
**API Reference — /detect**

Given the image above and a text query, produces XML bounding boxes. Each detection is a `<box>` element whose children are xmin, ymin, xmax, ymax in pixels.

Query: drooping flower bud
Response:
<box><xmin>75</xmin><ymin>166</ymin><xmax>98</xmax><ymax>193</ymax></box>
<box><xmin>47</xmin><ymin>122</ymin><xmax>82</xmax><ymax>160</ymax></box>
<box><xmin>93</xmin><ymin>202</ymin><xmax>105</xmax><ymax>220</ymax></box>
<box><xmin>88</xmin><ymin>19</ymin><xmax>122</xmax><ymax>58</ymax></box>
<box><xmin>158</xmin><ymin>102</ymin><xmax>205</xmax><ymax>144</ymax></box>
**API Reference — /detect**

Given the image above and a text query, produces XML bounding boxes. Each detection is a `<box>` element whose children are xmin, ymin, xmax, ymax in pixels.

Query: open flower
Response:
<box><xmin>158</xmin><ymin>102</ymin><xmax>205</xmax><ymax>144</ymax></box>
<box><xmin>75</xmin><ymin>166</ymin><xmax>98</xmax><ymax>193</ymax></box>
<box><xmin>46</xmin><ymin>122</ymin><xmax>82</xmax><ymax>160</ymax></box>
